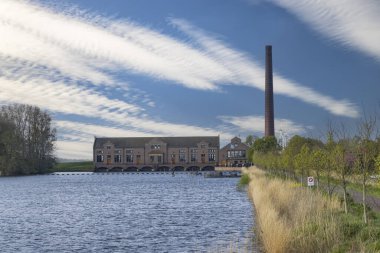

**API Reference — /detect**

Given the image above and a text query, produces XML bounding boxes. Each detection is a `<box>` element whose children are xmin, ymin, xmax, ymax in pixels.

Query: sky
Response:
<box><xmin>0</xmin><ymin>0</ymin><xmax>379</xmax><ymax>160</ymax></box>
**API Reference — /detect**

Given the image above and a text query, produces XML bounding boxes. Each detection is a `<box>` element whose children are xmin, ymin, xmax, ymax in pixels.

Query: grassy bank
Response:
<box><xmin>318</xmin><ymin>175</ymin><xmax>380</xmax><ymax>199</ymax></box>
<box><xmin>245</xmin><ymin>167</ymin><xmax>380</xmax><ymax>253</ymax></box>
<box><xmin>50</xmin><ymin>161</ymin><xmax>93</xmax><ymax>172</ymax></box>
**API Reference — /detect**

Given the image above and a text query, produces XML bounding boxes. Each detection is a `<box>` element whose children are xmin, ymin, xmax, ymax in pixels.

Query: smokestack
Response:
<box><xmin>265</xmin><ymin>45</ymin><xmax>275</xmax><ymax>137</ymax></box>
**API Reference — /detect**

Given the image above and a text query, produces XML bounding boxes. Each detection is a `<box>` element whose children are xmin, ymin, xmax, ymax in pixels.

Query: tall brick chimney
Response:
<box><xmin>265</xmin><ymin>45</ymin><xmax>275</xmax><ymax>137</ymax></box>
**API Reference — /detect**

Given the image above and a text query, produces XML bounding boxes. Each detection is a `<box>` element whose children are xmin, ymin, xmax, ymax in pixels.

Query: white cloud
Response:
<box><xmin>55</xmin><ymin>140</ymin><xmax>93</xmax><ymax>160</ymax></box>
<box><xmin>219</xmin><ymin>115</ymin><xmax>309</xmax><ymax>136</ymax></box>
<box><xmin>56</xmin><ymin>119</ymin><xmax>230</xmax><ymax>142</ymax></box>
<box><xmin>0</xmin><ymin>0</ymin><xmax>359</xmax><ymax>117</ymax></box>
<box><xmin>55</xmin><ymin>120</ymin><xmax>234</xmax><ymax>159</ymax></box>
<box><xmin>170</xmin><ymin>18</ymin><xmax>359</xmax><ymax>118</ymax></box>
<box><xmin>0</xmin><ymin>76</ymin><xmax>140</xmax><ymax>117</ymax></box>
<box><xmin>55</xmin><ymin>121</ymin><xmax>155</xmax><ymax>160</ymax></box>
<box><xmin>266</xmin><ymin>0</ymin><xmax>380</xmax><ymax>61</ymax></box>
<box><xmin>0</xmin><ymin>0</ymin><xmax>360</xmax><ymax>158</ymax></box>
<box><xmin>56</xmin><ymin>120</ymin><xmax>156</xmax><ymax>141</ymax></box>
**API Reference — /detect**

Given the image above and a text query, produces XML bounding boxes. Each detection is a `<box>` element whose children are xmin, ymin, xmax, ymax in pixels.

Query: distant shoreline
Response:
<box><xmin>49</xmin><ymin>161</ymin><xmax>94</xmax><ymax>173</ymax></box>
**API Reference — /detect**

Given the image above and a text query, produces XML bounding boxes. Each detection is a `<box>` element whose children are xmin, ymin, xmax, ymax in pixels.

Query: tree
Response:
<box><xmin>376</xmin><ymin>154</ymin><xmax>380</xmax><ymax>188</ymax></box>
<box><xmin>252</xmin><ymin>136</ymin><xmax>279</xmax><ymax>153</ymax></box>
<box><xmin>0</xmin><ymin>119</ymin><xmax>18</xmax><ymax>175</ymax></box>
<box><xmin>376</xmin><ymin>153</ymin><xmax>380</xmax><ymax>174</ymax></box>
<box><xmin>0</xmin><ymin>104</ymin><xmax>56</xmax><ymax>176</ymax></box>
<box><xmin>332</xmin><ymin>142</ymin><xmax>354</xmax><ymax>214</ymax></box>
<box><xmin>355</xmin><ymin>113</ymin><xmax>378</xmax><ymax>224</ymax></box>
<box><xmin>310</xmin><ymin>148</ymin><xmax>324</xmax><ymax>189</ymax></box>
<box><xmin>247</xmin><ymin>147</ymin><xmax>255</xmax><ymax>163</ymax></box>
<box><xmin>294</xmin><ymin>144</ymin><xmax>311</xmax><ymax>185</ymax></box>
<box><xmin>285</xmin><ymin>135</ymin><xmax>323</xmax><ymax>157</ymax></box>
<box><xmin>245</xmin><ymin>135</ymin><xmax>256</xmax><ymax>147</ymax></box>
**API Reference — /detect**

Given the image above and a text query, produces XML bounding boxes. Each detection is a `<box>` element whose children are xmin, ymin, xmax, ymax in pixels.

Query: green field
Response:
<box><xmin>50</xmin><ymin>161</ymin><xmax>93</xmax><ymax>172</ymax></box>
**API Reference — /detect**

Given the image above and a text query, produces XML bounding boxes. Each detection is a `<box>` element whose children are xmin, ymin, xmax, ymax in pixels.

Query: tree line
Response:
<box><xmin>0</xmin><ymin>104</ymin><xmax>56</xmax><ymax>176</ymax></box>
<box><xmin>246</xmin><ymin>115</ymin><xmax>380</xmax><ymax>224</ymax></box>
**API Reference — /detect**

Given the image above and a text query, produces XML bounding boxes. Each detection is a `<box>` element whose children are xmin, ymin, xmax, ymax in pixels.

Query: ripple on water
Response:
<box><xmin>0</xmin><ymin>173</ymin><xmax>255</xmax><ymax>252</ymax></box>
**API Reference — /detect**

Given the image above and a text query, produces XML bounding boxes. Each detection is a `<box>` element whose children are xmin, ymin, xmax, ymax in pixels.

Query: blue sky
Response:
<box><xmin>0</xmin><ymin>0</ymin><xmax>379</xmax><ymax>159</ymax></box>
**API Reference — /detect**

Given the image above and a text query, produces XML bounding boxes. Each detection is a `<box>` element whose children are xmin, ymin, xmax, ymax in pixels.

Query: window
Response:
<box><xmin>97</xmin><ymin>150</ymin><xmax>103</xmax><ymax>154</ymax></box>
<box><xmin>114</xmin><ymin>150</ymin><xmax>121</xmax><ymax>154</ymax></box>
<box><xmin>157</xmin><ymin>156</ymin><xmax>162</xmax><ymax>163</ymax></box>
<box><xmin>150</xmin><ymin>156</ymin><xmax>154</xmax><ymax>163</ymax></box>
<box><xmin>126</xmin><ymin>154</ymin><xmax>133</xmax><ymax>163</ymax></box>
<box><xmin>179</xmin><ymin>149</ymin><xmax>186</xmax><ymax>162</ymax></box>
<box><xmin>106</xmin><ymin>146</ymin><xmax>111</xmax><ymax>149</ymax></box>
<box><xmin>200</xmin><ymin>144</ymin><xmax>206</xmax><ymax>149</ymax></box>
<box><xmin>126</xmin><ymin>150</ymin><xmax>133</xmax><ymax>163</ymax></box>
<box><xmin>96</xmin><ymin>155</ymin><xmax>104</xmax><ymax>162</ymax></box>
<box><xmin>208</xmin><ymin>150</ymin><xmax>216</xmax><ymax>162</ymax></box>
<box><xmin>190</xmin><ymin>149</ymin><xmax>197</xmax><ymax>162</ymax></box>
<box><xmin>151</xmin><ymin>144</ymin><xmax>161</xmax><ymax>150</ymax></box>
<box><xmin>227</xmin><ymin>150</ymin><xmax>246</xmax><ymax>158</ymax></box>
<box><xmin>114</xmin><ymin>155</ymin><xmax>122</xmax><ymax>163</ymax></box>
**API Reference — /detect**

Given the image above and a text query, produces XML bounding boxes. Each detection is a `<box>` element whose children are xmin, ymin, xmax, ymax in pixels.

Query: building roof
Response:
<box><xmin>94</xmin><ymin>136</ymin><xmax>219</xmax><ymax>149</ymax></box>
<box><xmin>221</xmin><ymin>137</ymin><xmax>249</xmax><ymax>151</ymax></box>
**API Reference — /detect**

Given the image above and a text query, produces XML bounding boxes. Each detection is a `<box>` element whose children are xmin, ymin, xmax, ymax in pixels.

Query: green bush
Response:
<box><xmin>238</xmin><ymin>174</ymin><xmax>250</xmax><ymax>186</ymax></box>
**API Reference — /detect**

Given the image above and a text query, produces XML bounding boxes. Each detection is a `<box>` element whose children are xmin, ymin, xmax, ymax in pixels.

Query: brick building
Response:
<box><xmin>219</xmin><ymin>137</ymin><xmax>250</xmax><ymax>167</ymax></box>
<box><xmin>93</xmin><ymin>136</ymin><xmax>219</xmax><ymax>172</ymax></box>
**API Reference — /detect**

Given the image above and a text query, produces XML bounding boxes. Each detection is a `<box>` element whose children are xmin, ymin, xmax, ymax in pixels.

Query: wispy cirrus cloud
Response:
<box><xmin>0</xmin><ymin>76</ymin><xmax>140</xmax><ymax>117</ymax></box>
<box><xmin>219</xmin><ymin>115</ymin><xmax>310</xmax><ymax>136</ymax></box>
<box><xmin>0</xmin><ymin>0</ymin><xmax>359</xmax><ymax>158</ymax></box>
<box><xmin>170</xmin><ymin>18</ymin><xmax>359</xmax><ymax>118</ymax></box>
<box><xmin>0</xmin><ymin>0</ymin><xmax>359</xmax><ymax>116</ymax></box>
<box><xmin>0</xmin><ymin>74</ymin><xmax>227</xmax><ymax>138</ymax></box>
<box><xmin>0</xmin><ymin>0</ymin><xmax>224</xmax><ymax>90</ymax></box>
<box><xmin>266</xmin><ymin>0</ymin><xmax>380</xmax><ymax>61</ymax></box>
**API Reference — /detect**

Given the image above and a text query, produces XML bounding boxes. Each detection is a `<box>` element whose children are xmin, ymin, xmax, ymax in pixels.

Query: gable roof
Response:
<box><xmin>220</xmin><ymin>142</ymin><xmax>249</xmax><ymax>151</ymax></box>
<box><xmin>94</xmin><ymin>136</ymin><xmax>219</xmax><ymax>149</ymax></box>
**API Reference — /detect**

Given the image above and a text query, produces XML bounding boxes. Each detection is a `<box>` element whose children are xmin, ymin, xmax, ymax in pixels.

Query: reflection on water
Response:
<box><xmin>0</xmin><ymin>173</ymin><xmax>254</xmax><ymax>252</ymax></box>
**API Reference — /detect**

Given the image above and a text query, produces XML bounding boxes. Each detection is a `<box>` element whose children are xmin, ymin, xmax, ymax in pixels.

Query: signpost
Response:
<box><xmin>307</xmin><ymin>176</ymin><xmax>314</xmax><ymax>187</ymax></box>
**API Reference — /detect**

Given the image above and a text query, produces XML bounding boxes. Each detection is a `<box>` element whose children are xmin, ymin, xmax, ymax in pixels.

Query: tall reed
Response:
<box><xmin>247</xmin><ymin>167</ymin><xmax>342</xmax><ymax>253</ymax></box>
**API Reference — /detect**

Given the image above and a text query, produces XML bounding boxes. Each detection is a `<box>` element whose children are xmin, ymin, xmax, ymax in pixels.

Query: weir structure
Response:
<box><xmin>265</xmin><ymin>45</ymin><xmax>275</xmax><ymax>137</ymax></box>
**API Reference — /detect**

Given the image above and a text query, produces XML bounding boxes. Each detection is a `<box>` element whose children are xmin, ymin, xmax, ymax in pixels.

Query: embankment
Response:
<box><xmin>245</xmin><ymin>167</ymin><xmax>380</xmax><ymax>253</ymax></box>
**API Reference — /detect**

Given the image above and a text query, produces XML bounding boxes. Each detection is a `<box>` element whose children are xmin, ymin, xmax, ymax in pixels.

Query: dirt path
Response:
<box><xmin>347</xmin><ymin>188</ymin><xmax>380</xmax><ymax>212</ymax></box>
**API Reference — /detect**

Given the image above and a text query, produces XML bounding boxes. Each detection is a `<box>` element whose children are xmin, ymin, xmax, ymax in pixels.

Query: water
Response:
<box><xmin>0</xmin><ymin>173</ymin><xmax>254</xmax><ymax>252</ymax></box>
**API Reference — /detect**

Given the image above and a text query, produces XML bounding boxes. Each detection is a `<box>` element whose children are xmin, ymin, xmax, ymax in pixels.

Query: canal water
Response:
<box><xmin>0</xmin><ymin>173</ymin><xmax>254</xmax><ymax>252</ymax></box>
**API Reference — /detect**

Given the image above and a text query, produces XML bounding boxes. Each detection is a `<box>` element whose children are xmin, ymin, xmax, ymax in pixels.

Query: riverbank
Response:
<box><xmin>50</xmin><ymin>161</ymin><xmax>93</xmax><ymax>172</ymax></box>
<box><xmin>244</xmin><ymin>167</ymin><xmax>380</xmax><ymax>253</ymax></box>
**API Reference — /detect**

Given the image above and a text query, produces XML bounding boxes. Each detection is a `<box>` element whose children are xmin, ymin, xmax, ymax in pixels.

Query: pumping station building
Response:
<box><xmin>93</xmin><ymin>136</ymin><xmax>219</xmax><ymax>172</ymax></box>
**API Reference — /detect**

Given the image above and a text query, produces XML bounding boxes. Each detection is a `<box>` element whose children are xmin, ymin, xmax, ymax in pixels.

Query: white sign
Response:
<box><xmin>307</xmin><ymin>176</ymin><xmax>315</xmax><ymax>187</ymax></box>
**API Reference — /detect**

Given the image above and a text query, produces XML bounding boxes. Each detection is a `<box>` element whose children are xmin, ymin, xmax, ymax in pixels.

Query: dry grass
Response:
<box><xmin>247</xmin><ymin>167</ymin><xmax>342</xmax><ymax>253</ymax></box>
